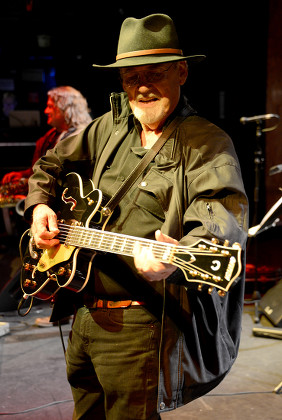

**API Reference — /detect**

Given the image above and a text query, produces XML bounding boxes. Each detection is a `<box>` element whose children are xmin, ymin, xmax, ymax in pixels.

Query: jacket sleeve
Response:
<box><xmin>181</xmin><ymin>122</ymin><xmax>248</xmax><ymax>248</ymax></box>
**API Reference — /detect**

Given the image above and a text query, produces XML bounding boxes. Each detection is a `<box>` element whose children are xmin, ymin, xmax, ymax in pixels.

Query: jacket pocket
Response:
<box><xmin>132</xmin><ymin>168</ymin><xmax>174</xmax><ymax>219</ymax></box>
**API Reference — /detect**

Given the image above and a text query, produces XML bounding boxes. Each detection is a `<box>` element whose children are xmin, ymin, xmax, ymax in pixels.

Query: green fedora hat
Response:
<box><xmin>92</xmin><ymin>14</ymin><xmax>206</xmax><ymax>68</ymax></box>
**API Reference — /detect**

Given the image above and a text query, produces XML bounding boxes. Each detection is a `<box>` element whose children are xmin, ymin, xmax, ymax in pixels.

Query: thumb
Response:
<box><xmin>155</xmin><ymin>230</ymin><xmax>178</xmax><ymax>245</ymax></box>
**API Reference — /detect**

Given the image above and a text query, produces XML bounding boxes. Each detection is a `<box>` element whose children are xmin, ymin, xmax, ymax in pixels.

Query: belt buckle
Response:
<box><xmin>107</xmin><ymin>300</ymin><xmax>132</xmax><ymax>308</ymax></box>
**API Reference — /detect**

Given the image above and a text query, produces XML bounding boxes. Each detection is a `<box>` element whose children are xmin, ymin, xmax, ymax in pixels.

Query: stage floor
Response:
<box><xmin>0</xmin><ymin>299</ymin><xmax>281</xmax><ymax>419</ymax></box>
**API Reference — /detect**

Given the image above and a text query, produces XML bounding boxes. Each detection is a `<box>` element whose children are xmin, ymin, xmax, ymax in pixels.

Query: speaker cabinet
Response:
<box><xmin>258</xmin><ymin>279</ymin><xmax>282</xmax><ymax>327</ymax></box>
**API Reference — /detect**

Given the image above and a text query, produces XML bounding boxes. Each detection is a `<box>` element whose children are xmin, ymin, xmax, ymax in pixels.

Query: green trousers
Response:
<box><xmin>66</xmin><ymin>305</ymin><xmax>162</xmax><ymax>419</ymax></box>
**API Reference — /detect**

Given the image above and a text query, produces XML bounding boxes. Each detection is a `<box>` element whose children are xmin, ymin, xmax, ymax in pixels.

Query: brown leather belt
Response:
<box><xmin>86</xmin><ymin>298</ymin><xmax>145</xmax><ymax>309</ymax></box>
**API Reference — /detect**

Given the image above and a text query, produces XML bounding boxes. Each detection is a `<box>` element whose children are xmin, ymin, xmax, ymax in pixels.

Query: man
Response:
<box><xmin>2</xmin><ymin>86</ymin><xmax>92</xmax><ymax>184</ymax></box>
<box><xmin>24</xmin><ymin>14</ymin><xmax>248</xmax><ymax>420</ymax></box>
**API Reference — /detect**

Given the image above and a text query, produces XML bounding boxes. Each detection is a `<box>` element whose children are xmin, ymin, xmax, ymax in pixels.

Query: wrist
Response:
<box><xmin>32</xmin><ymin>203</ymin><xmax>47</xmax><ymax>218</ymax></box>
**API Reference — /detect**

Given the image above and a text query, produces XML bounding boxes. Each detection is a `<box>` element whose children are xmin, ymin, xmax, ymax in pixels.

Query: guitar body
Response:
<box><xmin>21</xmin><ymin>172</ymin><xmax>107</xmax><ymax>300</ymax></box>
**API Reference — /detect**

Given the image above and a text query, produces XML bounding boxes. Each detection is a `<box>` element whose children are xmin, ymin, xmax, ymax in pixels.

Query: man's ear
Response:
<box><xmin>178</xmin><ymin>61</ymin><xmax>188</xmax><ymax>86</ymax></box>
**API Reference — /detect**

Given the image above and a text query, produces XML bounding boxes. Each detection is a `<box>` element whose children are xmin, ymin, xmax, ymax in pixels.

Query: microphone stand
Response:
<box><xmin>241</xmin><ymin>113</ymin><xmax>280</xmax><ymax>327</ymax></box>
<box><xmin>251</xmin><ymin>121</ymin><xmax>264</xmax><ymax>323</ymax></box>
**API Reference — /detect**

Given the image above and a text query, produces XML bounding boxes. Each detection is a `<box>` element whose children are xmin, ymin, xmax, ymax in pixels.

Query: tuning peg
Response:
<box><xmin>208</xmin><ymin>287</ymin><xmax>214</xmax><ymax>294</ymax></box>
<box><xmin>210</xmin><ymin>246</ymin><xmax>218</xmax><ymax>253</ymax></box>
<box><xmin>197</xmin><ymin>284</ymin><xmax>203</xmax><ymax>292</ymax></box>
<box><xmin>211</xmin><ymin>238</ymin><xmax>219</xmax><ymax>244</ymax></box>
<box><xmin>218</xmin><ymin>290</ymin><xmax>226</xmax><ymax>297</ymax></box>
<box><xmin>189</xmin><ymin>270</ymin><xmax>198</xmax><ymax>277</ymax></box>
<box><xmin>221</xmin><ymin>250</ymin><xmax>230</xmax><ymax>256</ymax></box>
<box><xmin>223</xmin><ymin>239</ymin><xmax>230</xmax><ymax>247</ymax></box>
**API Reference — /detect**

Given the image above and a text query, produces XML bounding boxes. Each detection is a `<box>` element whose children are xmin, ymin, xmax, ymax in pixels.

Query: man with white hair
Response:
<box><xmin>2</xmin><ymin>86</ymin><xmax>92</xmax><ymax>184</ymax></box>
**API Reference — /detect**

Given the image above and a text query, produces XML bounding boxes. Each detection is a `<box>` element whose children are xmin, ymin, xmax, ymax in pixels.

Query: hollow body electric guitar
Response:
<box><xmin>21</xmin><ymin>172</ymin><xmax>242</xmax><ymax>301</ymax></box>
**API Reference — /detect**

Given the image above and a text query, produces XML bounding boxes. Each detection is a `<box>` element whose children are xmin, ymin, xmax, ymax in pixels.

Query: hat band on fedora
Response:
<box><xmin>116</xmin><ymin>48</ymin><xmax>183</xmax><ymax>61</ymax></box>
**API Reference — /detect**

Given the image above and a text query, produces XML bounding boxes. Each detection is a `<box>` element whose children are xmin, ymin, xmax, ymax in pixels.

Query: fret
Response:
<box><xmin>81</xmin><ymin>231</ymin><xmax>90</xmax><ymax>247</ymax></box>
<box><xmin>161</xmin><ymin>244</ymin><xmax>174</xmax><ymax>262</ymax></box>
<box><xmin>119</xmin><ymin>237</ymin><xmax>127</xmax><ymax>253</ymax></box>
<box><xmin>96</xmin><ymin>231</ymin><xmax>105</xmax><ymax>250</ymax></box>
<box><xmin>109</xmin><ymin>236</ymin><xmax>117</xmax><ymax>251</ymax></box>
<box><xmin>89</xmin><ymin>230</ymin><xmax>100</xmax><ymax>249</ymax></box>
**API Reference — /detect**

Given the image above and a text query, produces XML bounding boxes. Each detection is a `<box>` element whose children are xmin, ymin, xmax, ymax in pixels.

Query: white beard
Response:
<box><xmin>132</xmin><ymin>105</ymin><xmax>167</xmax><ymax>127</ymax></box>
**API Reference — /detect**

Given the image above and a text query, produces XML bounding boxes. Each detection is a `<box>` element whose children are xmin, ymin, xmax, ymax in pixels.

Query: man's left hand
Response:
<box><xmin>133</xmin><ymin>230</ymin><xmax>178</xmax><ymax>281</ymax></box>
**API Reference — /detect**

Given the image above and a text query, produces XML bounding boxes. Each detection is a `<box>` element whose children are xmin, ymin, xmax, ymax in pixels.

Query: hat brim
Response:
<box><xmin>92</xmin><ymin>54</ymin><xmax>206</xmax><ymax>69</ymax></box>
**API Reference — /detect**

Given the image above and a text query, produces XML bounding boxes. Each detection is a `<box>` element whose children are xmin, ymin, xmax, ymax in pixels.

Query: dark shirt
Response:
<box><xmin>90</xmin><ymin>124</ymin><xmax>164</xmax><ymax>298</ymax></box>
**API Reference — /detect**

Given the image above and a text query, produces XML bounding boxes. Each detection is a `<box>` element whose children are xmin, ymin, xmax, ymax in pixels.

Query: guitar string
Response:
<box><xmin>57</xmin><ymin>224</ymin><xmax>225</xmax><ymax>259</ymax></box>
<box><xmin>58</xmin><ymin>230</ymin><xmax>216</xmax><ymax>277</ymax></box>
<box><xmin>57</xmin><ymin>224</ymin><xmax>232</xmax><ymax>280</ymax></box>
<box><xmin>57</xmin><ymin>224</ymin><xmax>231</xmax><ymax>259</ymax></box>
<box><xmin>58</xmin><ymin>226</ymin><xmax>228</xmax><ymax>281</ymax></box>
<box><xmin>58</xmin><ymin>225</ymin><xmax>176</xmax><ymax>261</ymax></box>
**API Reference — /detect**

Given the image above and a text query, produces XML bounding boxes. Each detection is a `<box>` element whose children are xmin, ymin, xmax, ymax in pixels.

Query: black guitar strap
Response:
<box><xmin>101</xmin><ymin>115</ymin><xmax>185</xmax><ymax>216</ymax></box>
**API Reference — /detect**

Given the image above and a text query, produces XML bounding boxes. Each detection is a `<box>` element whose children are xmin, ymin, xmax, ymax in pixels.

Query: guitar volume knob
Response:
<box><xmin>58</xmin><ymin>267</ymin><xmax>66</xmax><ymax>275</ymax></box>
<box><xmin>24</xmin><ymin>279</ymin><xmax>37</xmax><ymax>289</ymax></box>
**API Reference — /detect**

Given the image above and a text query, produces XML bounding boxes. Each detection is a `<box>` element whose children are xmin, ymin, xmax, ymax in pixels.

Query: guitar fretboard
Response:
<box><xmin>58</xmin><ymin>223</ymin><xmax>178</xmax><ymax>263</ymax></box>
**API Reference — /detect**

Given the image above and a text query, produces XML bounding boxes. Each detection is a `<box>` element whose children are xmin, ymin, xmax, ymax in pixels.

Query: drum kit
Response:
<box><xmin>0</xmin><ymin>178</ymin><xmax>28</xmax><ymax>207</ymax></box>
<box><xmin>0</xmin><ymin>178</ymin><xmax>28</xmax><ymax>235</ymax></box>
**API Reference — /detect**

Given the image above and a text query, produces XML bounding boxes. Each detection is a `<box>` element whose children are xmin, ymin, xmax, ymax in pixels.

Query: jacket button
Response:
<box><xmin>159</xmin><ymin>402</ymin><xmax>166</xmax><ymax>410</ymax></box>
<box><xmin>140</xmin><ymin>181</ymin><xmax>147</xmax><ymax>187</ymax></box>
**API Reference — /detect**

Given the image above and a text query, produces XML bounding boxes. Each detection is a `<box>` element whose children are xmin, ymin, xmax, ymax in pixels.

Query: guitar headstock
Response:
<box><xmin>174</xmin><ymin>238</ymin><xmax>242</xmax><ymax>295</ymax></box>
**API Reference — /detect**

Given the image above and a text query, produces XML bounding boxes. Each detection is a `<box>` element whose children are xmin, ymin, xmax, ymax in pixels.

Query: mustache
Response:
<box><xmin>135</xmin><ymin>93</ymin><xmax>160</xmax><ymax>101</ymax></box>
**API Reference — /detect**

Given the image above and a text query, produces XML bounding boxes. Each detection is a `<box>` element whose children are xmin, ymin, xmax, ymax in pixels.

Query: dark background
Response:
<box><xmin>0</xmin><ymin>0</ymin><xmax>270</xmax><ymax>222</ymax></box>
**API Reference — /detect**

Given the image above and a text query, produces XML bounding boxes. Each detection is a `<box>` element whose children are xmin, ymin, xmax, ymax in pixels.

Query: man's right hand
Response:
<box><xmin>31</xmin><ymin>204</ymin><xmax>60</xmax><ymax>249</ymax></box>
<box><xmin>2</xmin><ymin>171</ymin><xmax>22</xmax><ymax>184</ymax></box>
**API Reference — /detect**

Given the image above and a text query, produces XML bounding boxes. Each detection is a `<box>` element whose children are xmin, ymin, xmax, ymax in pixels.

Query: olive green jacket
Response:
<box><xmin>25</xmin><ymin>92</ymin><xmax>248</xmax><ymax>413</ymax></box>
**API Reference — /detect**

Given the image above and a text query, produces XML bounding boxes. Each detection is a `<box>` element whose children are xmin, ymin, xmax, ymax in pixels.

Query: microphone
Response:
<box><xmin>240</xmin><ymin>113</ymin><xmax>280</xmax><ymax>124</ymax></box>
<box><xmin>269</xmin><ymin>164</ymin><xmax>282</xmax><ymax>176</ymax></box>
